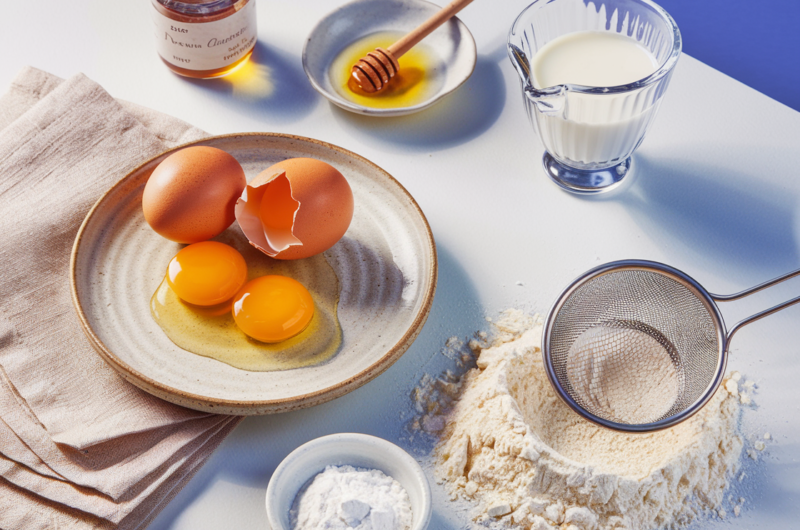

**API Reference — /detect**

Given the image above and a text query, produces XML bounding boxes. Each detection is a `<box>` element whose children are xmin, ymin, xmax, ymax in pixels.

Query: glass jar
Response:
<box><xmin>150</xmin><ymin>0</ymin><xmax>258</xmax><ymax>79</ymax></box>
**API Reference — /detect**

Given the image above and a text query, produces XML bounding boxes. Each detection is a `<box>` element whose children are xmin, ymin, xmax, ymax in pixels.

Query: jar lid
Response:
<box><xmin>155</xmin><ymin>0</ymin><xmax>242</xmax><ymax>16</ymax></box>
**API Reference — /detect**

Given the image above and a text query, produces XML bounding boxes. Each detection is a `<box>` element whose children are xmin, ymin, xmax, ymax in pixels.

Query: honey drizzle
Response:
<box><xmin>330</xmin><ymin>31</ymin><xmax>443</xmax><ymax>109</ymax></box>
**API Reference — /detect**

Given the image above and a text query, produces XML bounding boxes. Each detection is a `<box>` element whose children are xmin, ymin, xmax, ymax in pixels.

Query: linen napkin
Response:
<box><xmin>0</xmin><ymin>67</ymin><xmax>245</xmax><ymax>528</ymax></box>
<box><xmin>0</xmin><ymin>327</ymin><xmax>225</xmax><ymax>500</ymax></box>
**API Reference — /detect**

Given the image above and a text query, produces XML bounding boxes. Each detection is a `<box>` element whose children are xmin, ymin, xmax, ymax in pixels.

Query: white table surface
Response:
<box><xmin>2</xmin><ymin>1</ymin><xmax>800</xmax><ymax>529</ymax></box>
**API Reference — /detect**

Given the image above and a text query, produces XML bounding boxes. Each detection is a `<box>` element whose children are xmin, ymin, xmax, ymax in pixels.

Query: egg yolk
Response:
<box><xmin>167</xmin><ymin>241</ymin><xmax>247</xmax><ymax>306</ymax></box>
<box><xmin>232</xmin><ymin>275</ymin><xmax>314</xmax><ymax>343</ymax></box>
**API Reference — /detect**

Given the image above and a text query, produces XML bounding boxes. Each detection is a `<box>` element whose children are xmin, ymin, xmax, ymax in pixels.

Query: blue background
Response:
<box><xmin>656</xmin><ymin>0</ymin><xmax>800</xmax><ymax>112</ymax></box>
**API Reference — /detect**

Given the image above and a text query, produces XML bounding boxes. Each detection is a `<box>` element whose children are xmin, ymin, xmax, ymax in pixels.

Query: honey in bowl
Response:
<box><xmin>150</xmin><ymin>231</ymin><xmax>342</xmax><ymax>372</ymax></box>
<box><xmin>330</xmin><ymin>31</ymin><xmax>443</xmax><ymax>109</ymax></box>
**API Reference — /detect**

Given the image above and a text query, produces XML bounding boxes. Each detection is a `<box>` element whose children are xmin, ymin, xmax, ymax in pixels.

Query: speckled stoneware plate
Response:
<box><xmin>70</xmin><ymin>133</ymin><xmax>437</xmax><ymax>415</ymax></box>
<box><xmin>302</xmin><ymin>0</ymin><xmax>477</xmax><ymax>117</ymax></box>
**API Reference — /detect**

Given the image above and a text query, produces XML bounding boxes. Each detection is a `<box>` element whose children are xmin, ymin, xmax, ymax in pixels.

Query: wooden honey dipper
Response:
<box><xmin>350</xmin><ymin>0</ymin><xmax>475</xmax><ymax>93</ymax></box>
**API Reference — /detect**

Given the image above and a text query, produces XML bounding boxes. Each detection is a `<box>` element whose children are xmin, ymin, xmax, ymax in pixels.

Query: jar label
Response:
<box><xmin>151</xmin><ymin>1</ymin><xmax>257</xmax><ymax>72</ymax></box>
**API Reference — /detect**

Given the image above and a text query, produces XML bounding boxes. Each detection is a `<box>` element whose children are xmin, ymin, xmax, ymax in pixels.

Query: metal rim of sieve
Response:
<box><xmin>542</xmin><ymin>259</ymin><xmax>800</xmax><ymax>433</ymax></box>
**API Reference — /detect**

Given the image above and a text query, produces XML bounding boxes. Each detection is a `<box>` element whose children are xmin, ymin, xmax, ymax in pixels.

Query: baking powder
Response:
<box><xmin>291</xmin><ymin>465</ymin><xmax>413</xmax><ymax>530</ymax></box>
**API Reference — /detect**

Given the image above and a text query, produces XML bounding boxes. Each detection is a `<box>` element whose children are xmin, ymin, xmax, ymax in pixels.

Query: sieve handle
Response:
<box><xmin>711</xmin><ymin>267</ymin><xmax>800</xmax><ymax>344</ymax></box>
<box><xmin>711</xmin><ymin>267</ymin><xmax>800</xmax><ymax>301</ymax></box>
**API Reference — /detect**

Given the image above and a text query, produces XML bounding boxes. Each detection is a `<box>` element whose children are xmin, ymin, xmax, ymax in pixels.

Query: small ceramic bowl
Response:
<box><xmin>266</xmin><ymin>433</ymin><xmax>432</xmax><ymax>530</ymax></box>
<box><xmin>302</xmin><ymin>0</ymin><xmax>477</xmax><ymax>117</ymax></box>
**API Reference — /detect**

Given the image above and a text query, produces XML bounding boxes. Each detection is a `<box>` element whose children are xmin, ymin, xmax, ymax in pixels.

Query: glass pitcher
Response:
<box><xmin>508</xmin><ymin>0</ymin><xmax>681</xmax><ymax>194</ymax></box>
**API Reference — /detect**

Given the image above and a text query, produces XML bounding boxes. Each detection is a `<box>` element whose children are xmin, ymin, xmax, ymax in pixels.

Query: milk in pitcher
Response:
<box><xmin>529</xmin><ymin>31</ymin><xmax>660</xmax><ymax>167</ymax></box>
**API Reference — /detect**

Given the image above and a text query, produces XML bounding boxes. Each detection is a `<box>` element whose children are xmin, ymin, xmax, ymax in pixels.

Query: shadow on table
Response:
<box><xmin>727</xmin><ymin>441</ymin><xmax>800</xmax><ymax>525</ymax></box>
<box><xmin>616</xmin><ymin>154</ymin><xmax>800</xmax><ymax>284</ymax></box>
<box><xmin>147</xmin><ymin>244</ymin><xmax>485</xmax><ymax>530</ymax></box>
<box><xmin>182</xmin><ymin>41</ymin><xmax>320</xmax><ymax>124</ymax></box>
<box><xmin>331</xmin><ymin>54</ymin><xmax>506</xmax><ymax>152</ymax></box>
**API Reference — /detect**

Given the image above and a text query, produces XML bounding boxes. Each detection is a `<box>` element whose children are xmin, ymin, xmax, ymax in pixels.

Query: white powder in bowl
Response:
<box><xmin>434</xmin><ymin>310</ymin><xmax>744</xmax><ymax>530</ymax></box>
<box><xmin>291</xmin><ymin>465</ymin><xmax>413</xmax><ymax>530</ymax></box>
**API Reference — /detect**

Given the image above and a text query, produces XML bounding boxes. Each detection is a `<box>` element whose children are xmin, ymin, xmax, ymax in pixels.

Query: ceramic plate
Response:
<box><xmin>302</xmin><ymin>0</ymin><xmax>477</xmax><ymax>117</ymax></box>
<box><xmin>70</xmin><ymin>133</ymin><xmax>437</xmax><ymax>415</ymax></box>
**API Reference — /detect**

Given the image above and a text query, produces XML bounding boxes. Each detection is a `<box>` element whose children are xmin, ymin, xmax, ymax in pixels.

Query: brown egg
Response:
<box><xmin>235</xmin><ymin>158</ymin><xmax>354</xmax><ymax>260</ymax></box>
<box><xmin>143</xmin><ymin>146</ymin><xmax>246</xmax><ymax>243</ymax></box>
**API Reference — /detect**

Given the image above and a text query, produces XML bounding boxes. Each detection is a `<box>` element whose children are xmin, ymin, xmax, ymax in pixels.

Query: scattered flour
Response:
<box><xmin>426</xmin><ymin>309</ymin><xmax>745</xmax><ymax>530</ymax></box>
<box><xmin>291</xmin><ymin>465</ymin><xmax>413</xmax><ymax>530</ymax></box>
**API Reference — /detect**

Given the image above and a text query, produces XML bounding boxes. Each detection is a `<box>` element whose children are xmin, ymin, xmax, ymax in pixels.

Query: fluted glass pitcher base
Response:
<box><xmin>542</xmin><ymin>152</ymin><xmax>631</xmax><ymax>195</ymax></box>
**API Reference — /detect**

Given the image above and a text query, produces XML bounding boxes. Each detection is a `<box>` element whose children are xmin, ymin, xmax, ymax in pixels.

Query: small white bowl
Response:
<box><xmin>302</xmin><ymin>0</ymin><xmax>477</xmax><ymax>117</ymax></box>
<box><xmin>266</xmin><ymin>433</ymin><xmax>432</xmax><ymax>530</ymax></box>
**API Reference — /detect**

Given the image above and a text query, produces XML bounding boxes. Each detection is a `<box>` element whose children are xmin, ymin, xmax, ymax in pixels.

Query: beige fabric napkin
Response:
<box><xmin>0</xmin><ymin>67</ymin><xmax>245</xmax><ymax>528</ymax></box>
<box><xmin>0</xmin><ymin>330</ymin><xmax>225</xmax><ymax>500</ymax></box>
<box><xmin>0</xmin><ymin>421</ymin><xmax>233</xmax><ymax>530</ymax></box>
<box><xmin>0</xmin><ymin>368</ymin><xmax>231</xmax><ymax>501</ymax></box>
<box><xmin>0</xmin><ymin>416</ymin><xmax>236</xmax><ymax>524</ymax></box>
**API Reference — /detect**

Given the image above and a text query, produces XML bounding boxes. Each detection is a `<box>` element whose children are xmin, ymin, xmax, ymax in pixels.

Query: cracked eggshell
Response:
<box><xmin>235</xmin><ymin>158</ymin><xmax>354</xmax><ymax>260</ymax></box>
<box><xmin>142</xmin><ymin>146</ymin><xmax>247</xmax><ymax>243</ymax></box>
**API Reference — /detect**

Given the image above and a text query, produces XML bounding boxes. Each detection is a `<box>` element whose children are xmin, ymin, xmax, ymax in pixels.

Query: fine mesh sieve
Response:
<box><xmin>543</xmin><ymin>260</ymin><xmax>800</xmax><ymax>432</ymax></box>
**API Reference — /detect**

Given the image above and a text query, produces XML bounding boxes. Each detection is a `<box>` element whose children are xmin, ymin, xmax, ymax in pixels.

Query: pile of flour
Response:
<box><xmin>431</xmin><ymin>310</ymin><xmax>744</xmax><ymax>530</ymax></box>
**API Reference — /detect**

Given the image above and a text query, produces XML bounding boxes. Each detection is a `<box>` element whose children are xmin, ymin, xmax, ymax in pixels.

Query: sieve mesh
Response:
<box><xmin>548</xmin><ymin>268</ymin><xmax>722</xmax><ymax>426</ymax></box>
